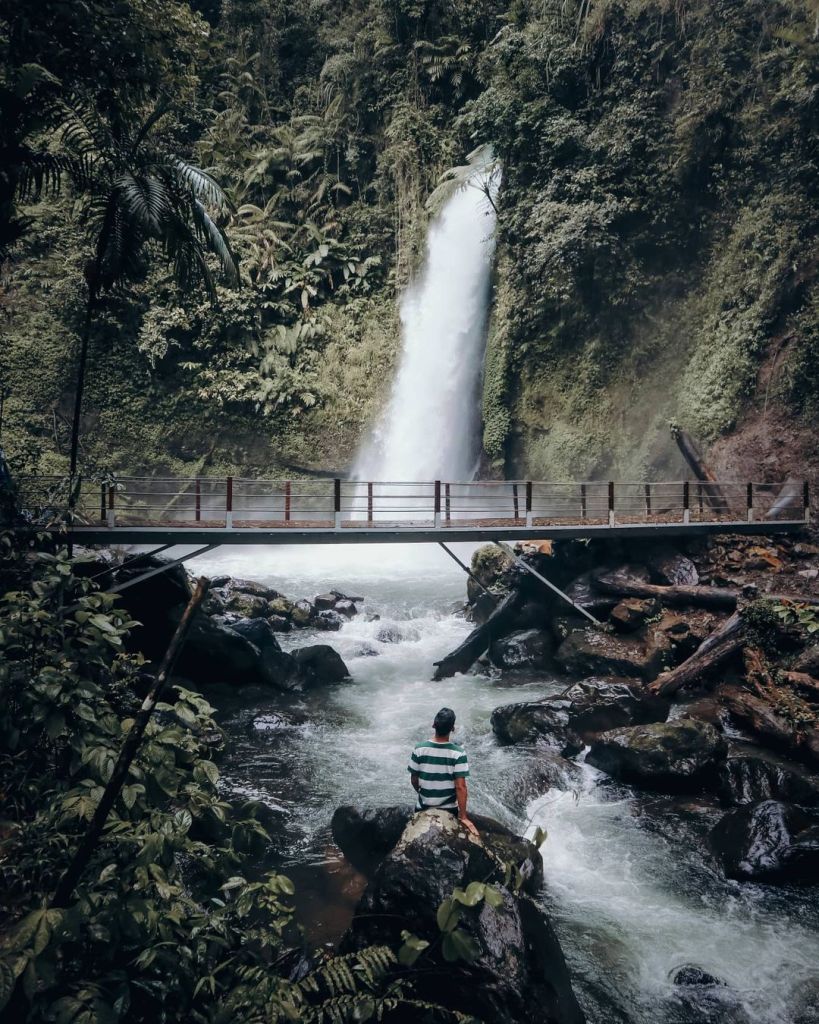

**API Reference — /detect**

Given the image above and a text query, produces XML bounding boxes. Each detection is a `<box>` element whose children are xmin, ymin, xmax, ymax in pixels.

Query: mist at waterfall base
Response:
<box><xmin>186</xmin><ymin>172</ymin><xmax>818</xmax><ymax>1023</ymax></box>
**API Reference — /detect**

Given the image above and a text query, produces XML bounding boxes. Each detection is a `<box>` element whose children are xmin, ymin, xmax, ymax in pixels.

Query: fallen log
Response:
<box><xmin>649</xmin><ymin>612</ymin><xmax>744</xmax><ymax>697</ymax></box>
<box><xmin>594</xmin><ymin>572</ymin><xmax>738</xmax><ymax>611</ymax></box>
<box><xmin>670</xmin><ymin>425</ymin><xmax>728</xmax><ymax>511</ymax></box>
<box><xmin>720</xmin><ymin>684</ymin><xmax>819</xmax><ymax>767</ymax></box>
<box><xmin>433</xmin><ymin>588</ymin><xmax>522</xmax><ymax>681</ymax></box>
<box><xmin>780</xmin><ymin>670</ymin><xmax>819</xmax><ymax>699</ymax></box>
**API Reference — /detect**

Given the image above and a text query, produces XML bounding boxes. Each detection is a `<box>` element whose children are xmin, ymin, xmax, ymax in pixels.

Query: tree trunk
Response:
<box><xmin>594</xmin><ymin>573</ymin><xmax>738</xmax><ymax>611</ymax></box>
<box><xmin>433</xmin><ymin>588</ymin><xmax>522</xmax><ymax>681</ymax></box>
<box><xmin>649</xmin><ymin>612</ymin><xmax>744</xmax><ymax>697</ymax></box>
<box><xmin>671</xmin><ymin>426</ymin><xmax>728</xmax><ymax>511</ymax></box>
<box><xmin>52</xmin><ymin>577</ymin><xmax>209</xmax><ymax>907</ymax></box>
<box><xmin>68</xmin><ymin>291</ymin><xmax>96</xmax><ymax>481</ymax></box>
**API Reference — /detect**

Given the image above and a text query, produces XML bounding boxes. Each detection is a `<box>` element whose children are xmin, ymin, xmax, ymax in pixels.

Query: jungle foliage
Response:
<box><xmin>0</xmin><ymin>536</ymin><xmax>472</xmax><ymax>1023</ymax></box>
<box><xmin>1</xmin><ymin>0</ymin><xmax>817</xmax><ymax>478</ymax></box>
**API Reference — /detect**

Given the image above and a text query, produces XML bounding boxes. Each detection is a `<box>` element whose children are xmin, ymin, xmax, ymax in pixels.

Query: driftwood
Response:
<box><xmin>781</xmin><ymin>670</ymin><xmax>819</xmax><ymax>699</ymax></box>
<box><xmin>671</xmin><ymin>425</ymin><xmax>728</xmax><ymax>511</ymax></box>
<box><xmin>433</xmin><ymin>588</ymin><xmax>522</xmax><ymax>681</ymax></box>
<box><xmin>649</xmin><ymin>612</ymin><xmax>744</xmax><ymax>697</ymax></box>
<box><xmin>52</xmin><ymin>577</ymin><xmax>210</xmax><ymax>907</ymax></box>
<box><xmin>594</xmin><ymin>573</ymin><xmax>738</xmax><ymax>611</ymax></box>
<box><xmin>721</xmin><ymin>683</ymin><xmax>819</xmax><ymax>767</ymax></box>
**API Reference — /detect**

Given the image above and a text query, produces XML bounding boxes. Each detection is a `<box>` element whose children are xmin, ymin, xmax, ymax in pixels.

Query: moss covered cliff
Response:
<box><xmin>1</xmin><ymin>0</ymin><xmax>817</xmax><ymax>484</ymax></box>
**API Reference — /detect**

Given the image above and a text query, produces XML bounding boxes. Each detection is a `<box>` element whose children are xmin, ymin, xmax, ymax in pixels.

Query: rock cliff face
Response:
<box><xmin>333</xmin><ymin>806</ymin><xmax>585</xmax><ymax>1024</ymax></box>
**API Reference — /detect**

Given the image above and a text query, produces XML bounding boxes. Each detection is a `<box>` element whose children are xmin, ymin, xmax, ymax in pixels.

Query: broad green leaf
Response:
<box><xmin>436</xmin><ymin>898</ymin><xmax>461</xmax><ymax>933</ymax></box>
<box><xmin>441</xmin><ymin>928</ymin><xmax>480</xmax><ymax>963</ymax></box>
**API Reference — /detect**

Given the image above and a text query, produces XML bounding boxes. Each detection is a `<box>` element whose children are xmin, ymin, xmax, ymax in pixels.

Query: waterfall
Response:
<box><xmin>354</xmin><ymin>162</ymin><xmax>499</xmax><ymax>483</ymax></box>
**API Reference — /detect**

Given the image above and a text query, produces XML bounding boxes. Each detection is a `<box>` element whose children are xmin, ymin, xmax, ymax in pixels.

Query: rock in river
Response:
<box><xmin>490</xmin><ymin>628</ymin><xmax>555</xmax><ymax>670</ymax></box>
<box><xmin>555</xmin><ymin>627</ymin><xmax>661</xmax><ymax>680</ymax></box>
<box><xmin>710</xmin><ymin>800</ymin><xmax>819</xmax><ymax>883</ymax></box>
<box><xmin>716</xmin><ymin>746</ymin><xmax>819</xmax><ymax>807</ymax></box>
<box><xmin>339</xmin><ymin>807</ymin><xmax>584</xmax><ymax>1024</ymax></box>
<box><xmin>586</xmin><ymin>719</ymin><xmax>727</xmax><ymax>792</ymax></box>
<box><xmin>291</xmin><ymin>644</ymin><xmax>350</xmax><ymax>685</ymax></box>
<box><xmin>491</xmin><ymin>699</ymin><xmax>583</xmax><ymax>757</ymax></box>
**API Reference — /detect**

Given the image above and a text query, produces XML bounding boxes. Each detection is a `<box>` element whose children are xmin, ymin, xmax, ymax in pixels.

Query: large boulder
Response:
<box><xmin>341</xmin><ymin>808</ymin><xmax>584</xmax><ymax>1024</ymax></box>
<box><xmin>490</xmin><ymin>629</ymin><xmax>555</xmax><ymax>670</ymax></box>
<box><xmin>331</xmin><ymin>805</ymin><xmax>413</xmax><ymax>875</ymax></box>
<box><xmin>491</xmin><ymin>699</ymin><xmax>583</xmax><ymax>757</ymax></box>
<box><xmin>586</xmin><ymin>719</ymin><xmax>727</xmax><ymax>792</ymax></box>
<box><xmin>709</xmin><ymin>800</ymin><xmax>819</xmax><ymax>883</ymax></box>
<box><xmin>647</xmin><ymin>548</ymin><xmax>699</xmax><ymax>586</ymax></box>
<box><xmin>716</xmin><ymin>747</ymin><xmax>819</xmax><ymax>807</ymax></box>
<box><xmin>291</xmin><ymin>644</ymin><xmax>350</xmax><ymax>685</ymax></box>
<box><xmin>314</xmin><ymin>610</ymin><xmax>343</xmax><ymax>631</ymax></box>
<box><xmin>229</xmin><ymin>617</ymin><xmax>301</xmax><ymax>690</ymax></box>
<box><xmin>179</xmin><ymin>616</ymin><xmax>266</xmax><ymax>685</ymax></box>
<box><xmin>560</xmin><ymin>679</ymin><xmax>669</xmax><ymax>736</ymax></box>
<box><xmin>223</xmin><ymin>578</ymin><xmax>280</xmax><ymax>600</ymax></box>
<box><xmin>563</xmin><ymin>572</ymin><xmax>619</xmax><ymax>619</ymax></box>
<box><xmin>555</xmin><ymin>628</ymin><xmax>659</xmax><ymax>680</ymax></box>
<box><xmin>609</xmin><ymin>598</ymin><xmax>660</xmax><ymax>633</ymax></box>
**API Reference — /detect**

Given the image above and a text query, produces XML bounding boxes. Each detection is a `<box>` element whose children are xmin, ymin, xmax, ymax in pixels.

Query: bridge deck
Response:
<box><xmin>49</xmin><ymin>518</ymin><xmax>806</xmax><ymax>546</ymax></box>
<box><xmin>16</xmin><ymin>475</ymin><xmax>809</xmax><ymax>545</ymax></box>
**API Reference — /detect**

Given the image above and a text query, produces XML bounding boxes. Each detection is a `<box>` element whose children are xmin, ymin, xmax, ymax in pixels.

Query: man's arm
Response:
<box><xmin>410</xmin><ymin>772</ymin><xmax>420</xmax><ymax>793</ymax></box>
<box><xmin>454</xmin><ymin>777</ymin><xmax>478</xmax><ymax>835</ymax></box>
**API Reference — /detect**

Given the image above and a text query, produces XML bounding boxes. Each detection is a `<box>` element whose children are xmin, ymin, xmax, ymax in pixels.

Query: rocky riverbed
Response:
<box><xmin>93</xmin><ymin>536</ymin><xmax>819</xmax><ymax>1023</ymax></box>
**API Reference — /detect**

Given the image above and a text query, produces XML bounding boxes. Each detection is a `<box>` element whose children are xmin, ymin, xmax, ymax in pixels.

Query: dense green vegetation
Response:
<box><xmin>1</xmin><ymin>0</ymin><xmax>817</xmax><ymax>481</ymax></box>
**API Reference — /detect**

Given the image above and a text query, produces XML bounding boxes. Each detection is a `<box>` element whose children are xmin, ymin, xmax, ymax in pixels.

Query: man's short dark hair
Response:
<box><xmin>433</xmin><ymin>707</ymin><xmax>456</xmax><ymax>736</ymax></box>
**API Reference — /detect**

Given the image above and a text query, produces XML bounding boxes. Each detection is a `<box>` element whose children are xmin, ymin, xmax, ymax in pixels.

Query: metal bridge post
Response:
<box><xmin>334</xmin><ymin>478</ymin><xmax>342</xmax><ymax>528</ymax></box>
<box><xmin>445</xmin><ymin>482</ymin><xmax>451</xmax><ymax>525</ymax></box>
<box><xmin>526</xmin><ymin>481</ymin><xmax>533</xmax><ymax>527</ymax></box>
<box><xmin>580</xmin><ymin>483</ymin><xmax>587</xmax><ymax>520</ymax></box>
<box><xmin>434</xmin><ymin>480</ymin><xmax>441</xmax><ymax>528</ymax></box>
<box><xmin>285</xmin><ymin>481</ymin><xmax>291</xmax><ymax>523</ymax></box>
<box><xmin>106</xmin><ymin>485</ymin><xmax>116</xmax><ymax>528</ymax></box>
<box><xmin>100</xmin><ymin>484</ymin><xmax>106</xmax><ymax>524</ymax></box>
<box><xmin>608</xmin><ymin>481</ymin><xmax>615</xmax><ymax>527</ymax></box>
<box><xmin>747</xmin><ymin>482</ymin><xmax>754</xmax><ymax>523</ymax></box>
<box><xmin>367</xmin><ymin>482</ymin><xmax>373</xmax><ymax>523</ymax></box>
<box><xmin>683</xmin><ymin>480</ymin><xmax>690</xmax><ymax>524</ymax></box>
<box><xmin>512</xmin><ymin>483</ymin><xmax>519</xmax><ymax>521</ymax></box>
<box><xmin>195</xmin><ymin>478</ymin><xmax>201</xmax><ymax>522</ymax></box>
<box><xmin>805</xmin><ymin>481</ymin><xmax>811</xmax><ymax>524</ymax></box>
<box><xmin>645</xmin><ymin>483</ymin><xmax>651</xmax><ymax>518</ymax></box>
<box><xmin>225</xmin><ymin>476</ymin><xmax>233</xmax><ymax>528</ymax></box>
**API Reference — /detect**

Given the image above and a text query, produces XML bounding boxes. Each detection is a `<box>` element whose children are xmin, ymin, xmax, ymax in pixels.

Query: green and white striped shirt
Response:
<box><xmin>408</xmin><ymin>740</ymin><xmax>469</xmax><ymax>811</ymax></box>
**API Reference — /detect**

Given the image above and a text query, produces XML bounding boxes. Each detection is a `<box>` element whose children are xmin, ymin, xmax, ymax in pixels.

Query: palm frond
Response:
<box><xmin>191</xmin><ymin>198</ymin><xmax>240</xmax><ymax>287</ymax></box>
<box><xmin>171</xmin><ymin>158</ymin><xmax>234</xmax><ymax>212</ymax></box>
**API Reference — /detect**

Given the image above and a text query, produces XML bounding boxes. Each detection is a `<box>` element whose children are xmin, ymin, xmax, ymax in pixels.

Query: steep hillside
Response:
<box><xmin>1</xmin><ymin>0</ymin><xmax>817</xmax><ymax>485</ymax></box>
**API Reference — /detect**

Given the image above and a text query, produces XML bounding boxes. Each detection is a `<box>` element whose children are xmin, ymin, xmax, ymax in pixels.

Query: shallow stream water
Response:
<box><xmin>188</xmin><ymin>543</ymin><xmax>819</xmax><ymax>1024</ymax></box>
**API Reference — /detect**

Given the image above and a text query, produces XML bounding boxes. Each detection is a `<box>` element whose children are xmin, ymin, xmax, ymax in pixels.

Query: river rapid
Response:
<box><xmin>189</xmin><ymin>542</ymin><xmax>819</xmax><ymax>1024</ymax></box>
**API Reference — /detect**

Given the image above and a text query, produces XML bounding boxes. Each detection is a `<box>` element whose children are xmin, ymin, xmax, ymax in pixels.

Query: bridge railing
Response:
<box><xmin>12</xmin><ymin>476</ymin><xmax>809</xmax><ymax>529</ymax></box>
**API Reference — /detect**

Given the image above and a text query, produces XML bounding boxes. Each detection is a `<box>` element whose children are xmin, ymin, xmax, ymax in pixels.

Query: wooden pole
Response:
<box><xmin>52</xmin><ymin>578</ymin><xmax>210</xmax><ymax>907</ymax></box>
<box><xmin>285</xmin><ymin>480</ymin><xmax>291</xmax><ymax>522</ymax></box>
<box><xmin>334</xmin><ymin>478</ymin><xmax>341</xmax><ymax>527</ymax></box>
<box><xmin>195</xmin><ymin>478</ymin><xmax>201</xmax><ymax>522</ymax></box>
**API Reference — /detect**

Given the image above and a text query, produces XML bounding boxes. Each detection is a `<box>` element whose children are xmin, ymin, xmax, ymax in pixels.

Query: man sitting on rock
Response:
<box><xmin>408</xmin><ymin>707</ymin><xmax>478</xmax><ymax>835</ymax></box>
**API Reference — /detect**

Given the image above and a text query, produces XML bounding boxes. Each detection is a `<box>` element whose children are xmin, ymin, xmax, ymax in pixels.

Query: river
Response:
<box><xmin>189</xmin><ymin>541</ymin><xmax>819</xmax><ymax>1024</ymax></box>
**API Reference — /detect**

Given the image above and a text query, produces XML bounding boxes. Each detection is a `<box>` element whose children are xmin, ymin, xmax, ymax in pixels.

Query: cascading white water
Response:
<box><xmin>354</xmin><ymin>165</ymin><xmax>498</xmax><ymax>483</ymax></box>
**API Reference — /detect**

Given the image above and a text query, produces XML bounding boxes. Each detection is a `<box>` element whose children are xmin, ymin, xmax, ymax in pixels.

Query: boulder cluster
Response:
<box><xmin>463</xmin><ymin>534</ymin><xmax>819</xmax><ymax>888</ymax></box>
<box><xmin>87</xmin><ymin>553</ymin><xmax>355</xmax><ymax>692</ymax></box>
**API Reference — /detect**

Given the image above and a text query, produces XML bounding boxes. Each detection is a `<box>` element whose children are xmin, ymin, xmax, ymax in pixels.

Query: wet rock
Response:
<box><xmin>267</xmin><ymin>614</ymin><xmax>291</xmax><ymax>632</ymax></box>
<box><xmin>226</xmin><ymin>578</ymin><xmax>280</xmax><ymax>600</ymax></box>
<box><xmin>610</xmin><ymin>598</ymin><xmax>660</xmax><ymax>633</ymax></box>
<box><xmin>223</xmin><ymin>591</ymin><xmax>269</xmax><ymax>619</ymax></box>
<box><xmin>331</xmin><ymin>805</ymin><xmax>414</xmax><ymax>875</ymax></box>
<box><xmin>672</xmin><ymin>965</ymin><xmax>726</xmax><ymax>987</ymax></box>
<box><xmin>716</xmin><ymin>747</ymin><xmax>819</xmax><ymax>807</ymax></box>
<box><xmin>555</xmin><ymin>627</ymin><xmax>659</xmax><ymax>680</ymax></box>
<box><xmin>268</xmin><ymin>596</ymin><xmax>294</xmax><ymax>618</ymax></box>
<box><xmin>291</xmin><ymin>644</ymin><xmax>350</xmax><ymax>685</ymax></box>
<box><xmin>720</xmin><ymin>685</ymin><xmax>819</xmax><ymax>767</ymax></box>
<box><xmin>230</xmin><ymin>617</ymin><xmax>301</xmax><ymax>690</ymax></box>
<box><xmin>794</xmin><ymin>645</ymin><xmax>819</xmax><ymax>676</ymax></box>
<box><xmin>489</xmin><ymin>629</ymin><xmax>555</xmax><ymax>670</ymax></box>
<box><xmin>491</xmin><ymin>700</ymin><xmax>583</xmax><ymax>757</ymax></box>
<box><xmin>341</xmin><ymin>808</ymin><xmax>583</xmax><ymax>1024</ymax></box>
<box><xmin>375</xmin><ymin>624</ymin><xmax>420</xmax><ymax>644</ymax></box>
<box><xmin>514</xmin><ymin>601</ymin><xmax>551</xmax><ymax>630</ymax></box>
<box><xmin>506</xmin><ymin>753</ymin><xmax>583</xmax><ymax>810</ymax></box>
<box><xmin>314</xmin><ymin>592</ymin><xmax>338</xmax><ymax>610</ymax></box>
<box><xmin>648</xmin><ymin>549</ymin><xmax>699</xmax><ymax>587</ymax></box>
<box><xmin>709</xmin><ymin>800</ymin><xmax>819</xmax><ymax>883</ymax></box>
<box><xmin>314</xmin><ymin>610</ymin><xmax>343</xmax><ymax>631</ymax></box>
<box><xmin>210</xmin><ymin>574</ymin><xmax>231</xmax><ymax>588</ymax></box>
<box><xmin>335</xmin><ymin>599</ymin><xmax>357</xmax><ymax>617</ymax></box>
<box><xmin>563</xmin><ymin>572</ymin><xmax>619</xmax><ymax>618</ymax></box>
<box><xmin>551</xmin><ymin>616</ymin><xmax>585</xmax><ymax>643</ymax></box>
<box><xmin>179</xmin><ymin>617</ymin><xmax>266</xmax><ymax>685</ymax></box>
<box><xmin>291</xmin><ymin>599</ymin><xmax>315</xmax><ymax>626</ymax></box>
<box><xmin>363</xmin><ymin>612</ymin><xmax>381</xmax><ymax>623</ymax></box>
<box><xmin>561</xmin><ymin>679</ymin><xmax>669</xmax><ymax>737</ymax></box>
<box><xmin>586</xmin><ymin>719</ymin><xmax>727</xmax><ymax>792</ymax></box>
